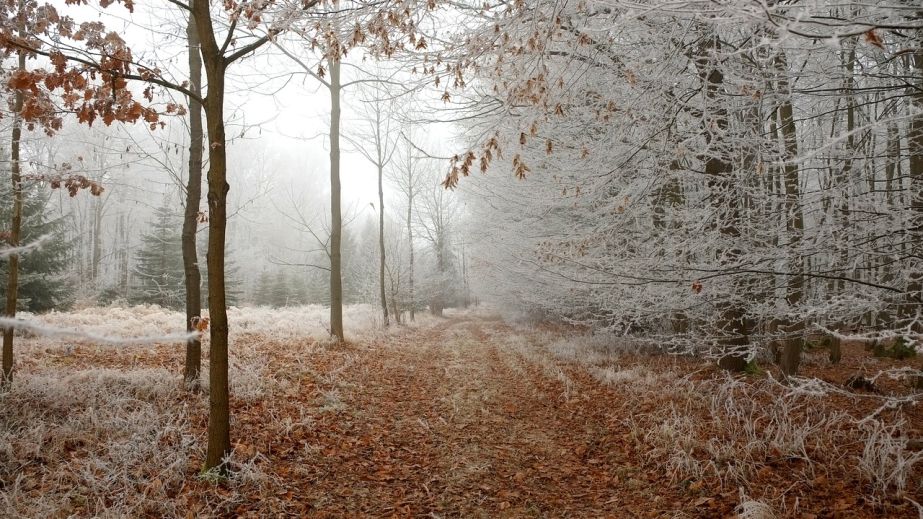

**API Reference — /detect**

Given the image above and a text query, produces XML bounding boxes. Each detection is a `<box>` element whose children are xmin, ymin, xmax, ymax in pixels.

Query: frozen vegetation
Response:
<box><xmin>1</xmin><ymin>0</ymin><xmax>923</xmax><ymax>517</ymax></box>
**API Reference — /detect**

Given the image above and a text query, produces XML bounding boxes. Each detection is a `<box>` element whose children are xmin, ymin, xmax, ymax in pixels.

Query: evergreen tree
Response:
<box><xmin>269</xmin><ymin>270</ymin><xmax>291</xmax><ymax>307</ymax></box>
<box><xmin>198</xmin><ymin>236</ymin><xmax>242</xmax><ymax>307</ymax></box>
<box><xmin>251</xmin><ymin>268</ymin><xmax>300</xmax><ymax>307</ymax></box>
<box><xmin>132</xmin><ymin>201</ymin><xmax>185</xmax><ymax>309</ymax></box>
<box><xmin>0</xmin><ymin>182</ymin><xmax>74</xmax><ymax>312</ymax></box>
<box><xmin>253</xmin><ymin>269</ymin><xmax>273</xmax><ymax>306</ymax></box>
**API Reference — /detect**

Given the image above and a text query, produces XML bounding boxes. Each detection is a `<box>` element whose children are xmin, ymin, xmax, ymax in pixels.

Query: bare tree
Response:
<box><xmin>345</xmin><ymin>85</ymin><xmax>401</xmax><ymax>326</ymax></box>
<box><xmin>181</xmin><ymin>12</ymin><xmax>204</xmax><ymax>389</ymax></box>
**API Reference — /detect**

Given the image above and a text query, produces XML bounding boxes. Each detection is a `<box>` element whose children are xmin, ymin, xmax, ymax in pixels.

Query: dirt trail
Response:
<box><xmin>230</xmin><ymin>317</ymin><xmax>679</xmax><ymax>518</ymax></box>
<box><xmin>178</xmin><ymin>316</ymin><xmax>921</xmax><ymax>518</ymax></box>
<box><xmin>11</xmin><ymin>315</ymin><xmax>921</xmax><ymax>517</ymax></box>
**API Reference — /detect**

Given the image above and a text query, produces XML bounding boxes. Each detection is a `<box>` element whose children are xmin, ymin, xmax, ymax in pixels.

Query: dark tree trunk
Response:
<box><xmin>907</xmin><ymin>26</ymin><xmax>923</xmax><ymax>326</ymax></box>
<box><xmin>182</xmin><ymin>13</ymin><xmax>204</xmax><ymax>389</ymax></box>
<box><xmin>695</xmin><ymin>36</ymin><xmax>749</xmax><ymax>371</ymax></box>
<box><xmin>117</xmin><ymin>213</ymin><xmax>129</xmax><ymax>293</ymax></box>
<box><xmin>778</xmin><ymin>51</ymin><xmax>805</xmax><ymax>377</ymax></box>
<box><xmin>2</xmin><ymin>49</ymin><xmax>25</xmax><ymax>389</ymax></box>
<box><xmin>192</xmin><ymin>0</ymin><xmax>231</xmax><ymax>472</ymax></box>
<box><xmin>431</xmin><ymin>236</ymin><xmax>445</xmax><ymax>317</ymax></box>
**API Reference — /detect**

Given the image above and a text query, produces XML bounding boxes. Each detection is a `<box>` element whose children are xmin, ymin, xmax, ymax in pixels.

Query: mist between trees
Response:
<box><xmin>0</xmin><ymin>0</ymin><xmax>921</xmax><ymax>512</ymax></box>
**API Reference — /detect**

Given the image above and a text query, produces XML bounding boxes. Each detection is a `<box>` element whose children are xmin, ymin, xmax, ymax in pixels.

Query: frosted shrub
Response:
<box><xmin>0</xmin><ymin>369</ymin><xmax>201</xmax><ymax>518</ymax></box>
<box><xmin>857</xmin><ymin>419</ymin><xmax>922</xmax><ymax>500</ymax></box>
<box><xmin>735</xmin><ymin>490</ymin><xmax>776</xmax><ymax>519</ymax></box>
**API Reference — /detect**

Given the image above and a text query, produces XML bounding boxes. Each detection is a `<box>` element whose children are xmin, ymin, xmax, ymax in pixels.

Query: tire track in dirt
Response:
<box><xmin>236</xmin><ymin>317</ymin><xmax>695</xmax><ymax>517</ymax></box>
<box><xmin>428</xmin><ymin>320</ymin><xmax>641</xmax><ymax>517</ymax></box>
<box><xmin>396</xmin><ymin>319</ymin><xmax>655</xmax><ymax>517</ymax></box>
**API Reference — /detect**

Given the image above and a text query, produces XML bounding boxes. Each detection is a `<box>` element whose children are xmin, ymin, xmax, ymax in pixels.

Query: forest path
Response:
<box><xmin>226</xmin><ymin>316</ymin><xmax>684</xmax><ymax>518</ymax></box>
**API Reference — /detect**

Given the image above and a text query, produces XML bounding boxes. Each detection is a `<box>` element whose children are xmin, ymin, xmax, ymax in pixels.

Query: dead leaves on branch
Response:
<box><xmin>1</xmin><ymin>1</ymin><xmax>191</xmax><ymax>135</ymax></box>
<box><xmin>24</xmin><ymin>173</ymin><xmax>105</xmax><ymax>197</ymax></box>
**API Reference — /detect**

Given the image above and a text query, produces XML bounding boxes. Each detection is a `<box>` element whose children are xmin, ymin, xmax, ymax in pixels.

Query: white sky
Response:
<box><xmin>71</xmin><ymin>1</ymin><xmax>458</xmax><ymax>209</ymax></box>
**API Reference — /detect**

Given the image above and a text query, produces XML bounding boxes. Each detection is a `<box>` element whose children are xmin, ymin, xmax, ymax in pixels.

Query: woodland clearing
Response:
<box><xmin>1</xmin><ymin>306</ymin><xmax>921</xmax><ymax>518</ymax></box>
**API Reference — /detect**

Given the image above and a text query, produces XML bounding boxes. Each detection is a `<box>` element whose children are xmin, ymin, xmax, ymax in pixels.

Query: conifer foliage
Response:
<box><xmin>132</xmin><ymin>201</ymin><xmax>184</xmax><ymax>310</ymax></box>
<box><xmin>0</xmin><ymin>181</ymin><xmax>73</xmax><ymax>312</ymax></box>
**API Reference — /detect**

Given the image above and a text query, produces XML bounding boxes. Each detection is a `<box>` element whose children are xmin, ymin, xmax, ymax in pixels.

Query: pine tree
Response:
<box><xmin>198</xmin><ymin>236</ymin><xmax>242</xmax><ymax>308</ymax></box>
<box><xmin>132</xmin><ymin>201</ymin><xmax>185</xmax><ymax>309</ymax></box>
<box><xmin>0</xmin><ymin>182</ymin><xmax>74</xmax><ymax>312</ymax></box>
<box><xmin>269</xmin><ymin>270</ymin><xmax>291</xmax><ymax>307</ymax></box>
<box><xmin>253</xmin><ymin>269</ymin><xmax>273</xmax><ymax>306</ymax></box>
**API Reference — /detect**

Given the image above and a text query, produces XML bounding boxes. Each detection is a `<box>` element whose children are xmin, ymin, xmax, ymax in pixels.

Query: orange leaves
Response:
<box><xmin>351</xmin><ymin>24</ymin><xmax>366</xmax><ymax>46</ymax></box>
<box><xmin>512</xmin><ymin>154</ymin><xmax>530</xmax><ymax>180</ymax></box>
<box><xmin>192</xmin><ymin>316</ymin><xmax>211</xmax><ymax>333</ymax></box>
<box><xmin>165</xmin><ymin>102</ymin><xmax>186</xmax><ymax>116</ymax></box>
<box><xmin>444</xmin><ymin>134</ymin><xmax>508</xmax><ymax>188</ymax></box>
<box><xmin>32</xmin><ymin>173</ymin><xmax>104</xmax><ymax>197</ymax></box>
<box><xmin>863</xmin><ymin>29</ymin><xmax>884</xmax><ymax>49</ymax></box>
<box><xmin>8</xmin><ymin>69</ymin><xmax>36</xmax><ymax>90</ymax></box>
<box><xmin>691</xmin><ymin>280</ymin><xmax>703</xmax><ymax>294</ymax></box>
<box><xmin>0</xmin><ymin>0</ymin><xmax>188</xmax><ymax>137</ymax></box>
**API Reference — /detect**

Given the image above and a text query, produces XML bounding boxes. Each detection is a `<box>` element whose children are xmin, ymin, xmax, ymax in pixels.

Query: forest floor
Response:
<box><xmin>2</xmin><ymin>309</ymin><xmax>922</xmax><ymax>518</ymax></box>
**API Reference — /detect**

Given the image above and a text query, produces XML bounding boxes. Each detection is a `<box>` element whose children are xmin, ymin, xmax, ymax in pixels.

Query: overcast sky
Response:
<box><xmin>72</xmin><ymin>1</ymin><xmax>459</xmax><ymax>209</ymax></box>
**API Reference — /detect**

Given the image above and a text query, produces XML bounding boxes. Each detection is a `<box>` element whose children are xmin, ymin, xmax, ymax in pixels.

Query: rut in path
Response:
<box><xmin>268</xmin><ymin>317</ymin><xmax>666</xmax><ymax>517</ymax></box>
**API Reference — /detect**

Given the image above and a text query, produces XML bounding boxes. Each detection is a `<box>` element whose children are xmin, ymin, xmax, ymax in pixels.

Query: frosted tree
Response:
<box><xmin>441</xmin><ymin>0</ymin><xmax>923</xmax><ymax>372</ymax></box>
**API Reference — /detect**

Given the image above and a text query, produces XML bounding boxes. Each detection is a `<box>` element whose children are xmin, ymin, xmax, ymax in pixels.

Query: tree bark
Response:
<box><xmin>91</xmin><ymin>197</ymin><xmax>103</xmax><ymax>281</ymax></box>
<box><xmin>118</xmin><ymin>213</ymin><xmax>129</xmax><ymax>294</ymax></box>
<box><xmin>329</xmin><ymin>57</ymin><xmax>345</xmax><ymax>341</ymax></box>
<box><xmin>431</xmin><ymin>234</ymin><xmax>445</xmax><ymax>317</ymax></box>
<box><xmin>378</xmin><ymin>163</ymin><xmax>389</xmax><ymax>326</ymax></box>
<box><xmin>2</xmin><ymin>49</ymin><xmax>25</xmax><ymax>389</ymax></box>
<box><xmin>695</xmin><ymin>35</ymin><xmax>748</xmax><ymax>371</ymax></box>
<box><xmin>907</xmin><ymin>25</ymin><xmax>923</xmax><ymax>328</ymax></box>
<box><xmin>778</xmin><ymin>51</ymin><xmax>805</xmax><ymax>377</ymax></box>
<box><xmin>192</xmin><ymin>0</ymin><xmax>231</xmax><ymax>472</ymax></box>
<box><xmin>407</xmin><ymin>188</ymin><xmax>415</xmax><ymax>322</ymax></box>
<box><xmin>182</xmin><ymin>12</ymin><xmax>204</xmax><ymax>389</ymax></box>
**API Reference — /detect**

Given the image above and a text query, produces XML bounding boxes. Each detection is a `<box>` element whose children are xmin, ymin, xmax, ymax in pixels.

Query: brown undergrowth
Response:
<box><xmin>1</xmin><ymin>314</ymin><xmax>921</xmax><ymax>517</ymax></box>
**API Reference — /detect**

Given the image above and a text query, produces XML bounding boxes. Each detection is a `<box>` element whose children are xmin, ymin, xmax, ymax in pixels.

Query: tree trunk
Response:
<box><xmin>378</xmin><ymin>163</ymin><xmax>389</xmax><ymax>327</ymax></box>
<box><xmin>389</xmin><ymin>280</ymin><xmax>401</xmax><ymax>325</ymax></box>
<box><xmin>908</xmin><ymin>29</ymin><xmax>923</xmax><ymax>327</ymax></box>
<box><xmin>778</xmin><ymin>51</ymin><xmax>805</xmax><ymax>377</ymax></box>
<box><xmin>407</xmin><ymin>191</ymin><xmax>415</xmax><ymax>322</ymax></box>
<box><xmin>461</xmin><ymin>245</ymin><xmax>469</xmax><ymax>308</ymax></box>
<box><xmin>192</xmin><ymin>0</ymin><xmax>231</xmax><ymax>472</ymax></box>
<box><xmin>696</xmin><ymin>36</ymin><xmax>748</xmax><ymax>371</ymax></box>
<box><xmin>780</xmin><ymin>338</ymin><xmax>802</xmax><ymax>377</ymax></box>
<box><xmin>118</xmin><ymin>213</ymin><xmax>129</xmax><ymax>294</ymax></box>
<box><xmin>91</xmin><ymin>198</ymin><xmax>103</xmax><ymax>281</ymax></box>
<box><xmin>431</xmin><ymin>235</ymin><xmax>445</xmax><ymax>317</ymax></box>
<box><xmin>2</xmin><ymin>49</ymin><xmax>25</xmax><ymax>389</ymax></box>
<box><xmin>839</xmin><ymin>44</ymin><xmax>857</xmax><ymax>293</ymax></box>
<box><xmin>182</xmin><ymin>12</ymin><xmax>204</xmax><ymax>389</ymax></box>
<box><xmin>329</xmin><ymin>57</ymin><xmax>344</xmax><ymax>341</ymax></box>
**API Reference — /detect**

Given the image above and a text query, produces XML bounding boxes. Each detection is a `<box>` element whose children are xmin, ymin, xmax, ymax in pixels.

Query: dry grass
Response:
<box><xmin>1</xmin><ymin>304</ymin><xmax>452</xmax><ymax>518</ymax></box>
<box><xmin>0</xmin><ymin>369</ymin><xmax>200</xmax><ymax>517</ymax></box>
<box><xmin>496</xmin><ymin>326</ymin><xmax>923</xmax><ymax>516</ymax></box>
<box><xmin>1</xmin><ymin>308</ymin><xmax>920</xmax><ymax>517</ymax></box>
